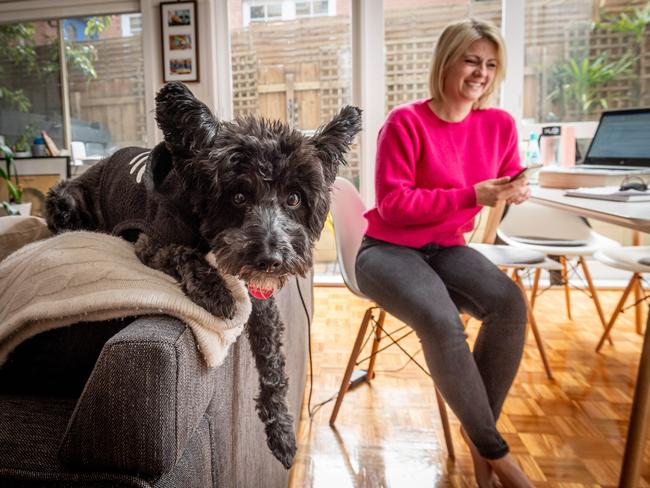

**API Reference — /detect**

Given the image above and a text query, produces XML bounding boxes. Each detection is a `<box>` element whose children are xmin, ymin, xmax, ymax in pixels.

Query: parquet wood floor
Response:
<box><xmin>288</xmin><ymin>286</ymin><xmax>649</xmax><ymax>487</ymax></box>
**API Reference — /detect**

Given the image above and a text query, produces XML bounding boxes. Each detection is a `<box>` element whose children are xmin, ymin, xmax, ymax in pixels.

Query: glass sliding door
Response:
<box><xmin>229</xmin><ymin>0</ymin><xmax>356</xmax><ymax>181</ymax></box>
<box><xmin>0</xmin><ymin>12</ymin><xmax>147</xmax><ymax>165</ymax></box>
<box><xmin>524</xmin><ymin>0</ymin><xmax>649</xmax><ymax>124</ymax></box>
<box><xmin>0</xmin><ymin>20</ymin><xmax>64</xmax><ymax>152</ymax></box>
<box><xmin>64</xmin><ymin>13</ymin><xmax>147</xmax><ymax>162</ymax></box>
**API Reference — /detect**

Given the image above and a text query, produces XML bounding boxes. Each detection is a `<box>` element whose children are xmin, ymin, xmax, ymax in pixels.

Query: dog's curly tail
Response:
<box><xmin>44</xmin><ymin>179</ymin><xmax>98</xmax><ymax>234</ymax></box>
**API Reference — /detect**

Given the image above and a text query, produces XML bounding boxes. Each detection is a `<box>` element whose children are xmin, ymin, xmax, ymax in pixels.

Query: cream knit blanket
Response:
<box><xmin>0</xmin><ymin>231</ymin><xmax>252</xmax><ymax>368</ymax></box>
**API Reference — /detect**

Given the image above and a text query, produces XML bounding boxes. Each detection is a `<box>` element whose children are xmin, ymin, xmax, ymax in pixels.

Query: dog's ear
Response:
<box><xmin>155</xmin><ymin>81</ymin><xmax>219</xmax><ymax>162</ymax></box>
<box><xmin>143</xmin><ymin>142</ymin><xmax>174</xmax><ymax>193</ymax></box>
<box><xmin>310</xmin><ymin>105</ymin><xmax>362</xmax><ymax>185</ymax></box>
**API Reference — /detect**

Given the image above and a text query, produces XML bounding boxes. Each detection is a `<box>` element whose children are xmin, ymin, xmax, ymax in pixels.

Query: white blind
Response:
<box><xmin>0</xmin><ymin>0</ymin><xmax>140</xmax><ymax>23</ymax></box>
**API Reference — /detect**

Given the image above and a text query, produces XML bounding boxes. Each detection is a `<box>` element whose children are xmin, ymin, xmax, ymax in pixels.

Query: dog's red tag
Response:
<box><xmin>248</xmin><ymin>283</ymin><xmax>274</xmax><ymax>300</ymax></box>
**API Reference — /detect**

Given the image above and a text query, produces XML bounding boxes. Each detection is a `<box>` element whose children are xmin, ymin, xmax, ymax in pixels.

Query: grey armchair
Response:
<box><xmin>0</xmin><ymin>273</ymin><xmax>311</xmax><ymax>488</ymax></box>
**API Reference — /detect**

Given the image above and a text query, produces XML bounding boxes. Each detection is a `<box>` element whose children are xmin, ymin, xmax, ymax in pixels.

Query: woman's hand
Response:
<box><xmin>506</xmin><ymin>182</ymin><xmax>530</xmax><ymax>205</ymax></box>
<box><xmin>474</xmin><ymin>176</ymin><xmax>530</xmax><ymax>207</ymax></box>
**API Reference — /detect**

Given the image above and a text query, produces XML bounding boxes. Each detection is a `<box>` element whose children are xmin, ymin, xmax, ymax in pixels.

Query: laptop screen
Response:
<box><xmin>583</xmin><ymin>108</ymin><xmax>650</xmax><ymax>167</ymax></box>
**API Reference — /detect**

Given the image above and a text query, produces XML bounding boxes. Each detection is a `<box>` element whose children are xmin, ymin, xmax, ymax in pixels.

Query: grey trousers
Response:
<box><xmin>355</xmin><ymin>236</ymin><xmax>528</xmax><ymax>459</ymax></box>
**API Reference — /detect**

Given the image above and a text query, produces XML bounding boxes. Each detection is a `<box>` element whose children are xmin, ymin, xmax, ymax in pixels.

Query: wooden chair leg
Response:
<box><xmin>329</xmin><ymin>307</ymin><xmax>457</xmax><ymax>460</ymax></box>
<box><xmin>579</xmin><ymin>256</ymin><xmax>613</xmax><ymax>345</ymax></box>
<box><xmin>514</xmin><ymin>270</ymin><xmax>553</xmax><ymax>379</ymax></box>
<box><xmin>434</xmin><ymin>387</ymin><xmax>455</xmax><ymax>459</ymax></box>
<box><xmin>596</xmin><ymin>274</ymin><xmax>639</xmax><ymax>352</ymax></box>
<box><xmin>634</xmin><ymin>277</ymin><xmax>643</xmax><ymax>335</ymax></box>
<box><xmin>560</xmin><ymin>256</ymin><xmax>572</xmax><ymax>320</ymax></box>
<box><xmin>330</xmin><ymin>307</ymin><xmax>374</xmax><ymax>426</ymax></box>
<box><xmin>366</xmin><ymin>309</ymin><xmax>385</xmax><ymax>381</ymax></box>
<box><xmin>638</xmin><ymin>279</ymin><xmax>647</xmax><ymax>335</ymax></box>
<box><xmin>530</xmin><ymin>268</ymin><xmax>541</xmax><ymax>310</ymax></box>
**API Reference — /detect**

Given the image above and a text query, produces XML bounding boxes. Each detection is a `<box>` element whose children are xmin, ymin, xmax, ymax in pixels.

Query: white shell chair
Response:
<box><xmin>327</xmin><ymin>177</ymin><xmax>455</xmax><ymax>457</ymax></box>
<box><xmin>594</xmin><ymin>246</ymin><xmax>650</xmax><ymax>352</ymax></box>
<box><xmin>327</xmin><ymin>179</ymin><xmax>558</xmax><ymax>452</ymax></box>
<box><xmin>497</xmin><ymin>201</ymin><xmax>620</xmax><ymax>331</ymax></box>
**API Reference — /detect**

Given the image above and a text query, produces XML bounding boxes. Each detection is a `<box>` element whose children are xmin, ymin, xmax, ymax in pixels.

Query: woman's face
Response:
<box><xmin>442</xmin><ymin>38</ymin><xmax>498</xmax><ymax>106</ymax></box>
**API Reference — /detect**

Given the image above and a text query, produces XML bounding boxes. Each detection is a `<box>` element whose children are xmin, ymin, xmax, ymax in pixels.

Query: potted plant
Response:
<box><xmin>12</xmin><ymin>125</ymin><xmax>37</xmax><ymax>158</ymax></box>
<box><xmin>0</xmin><ymin>144</ymin><xmax>30</xmax><ymax>216</ymax></box>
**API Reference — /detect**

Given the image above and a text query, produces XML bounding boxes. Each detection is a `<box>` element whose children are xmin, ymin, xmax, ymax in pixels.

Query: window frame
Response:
<box><xmin>0</xmin><ymin>3</ymin><xmax>143</xmax><ymax>154</ymax></box>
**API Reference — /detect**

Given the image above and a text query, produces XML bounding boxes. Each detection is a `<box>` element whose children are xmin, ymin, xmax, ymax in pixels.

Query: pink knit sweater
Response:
<box><xmin>364</xmin><ymin>99</ymin><xmax>522</xmax><ymax>248</ymax></box>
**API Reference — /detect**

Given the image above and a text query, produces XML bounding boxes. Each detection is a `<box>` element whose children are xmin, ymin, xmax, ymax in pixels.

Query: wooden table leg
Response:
<box><xmin>632</xmin><ymin>231</ymin><xmax>643</xmax><ymax>334</ymax></box>
<box><xmin>619</xmin><ymin>304</ymin><xmax>650</xmax><ymax>487</ymax></box>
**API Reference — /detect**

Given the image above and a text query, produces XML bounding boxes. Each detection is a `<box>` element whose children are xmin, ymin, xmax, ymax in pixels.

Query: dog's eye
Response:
<box><xmin>286</xmin><ymin>192</ymin><xmax>301</xmax><ymax>208</ymax></box>
<box><xmin>232</xmin><ymin>193</ymin><xmax>247</xmax><ymax>207</ymax></box>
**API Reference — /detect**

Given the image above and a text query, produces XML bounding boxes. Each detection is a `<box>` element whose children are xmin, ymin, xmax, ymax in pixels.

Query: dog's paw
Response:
<box><xmin>195</xmin><ymin>285</ymin><xmax>236</xmax><ymax>320</ymax></box>
<box><xmin>266</xmin><ymin>424</ymin><xmax>296</xmax><ymax>469</ymax></box>
<box><xmin>184</xmin><ymin>272</ymin><xmax>237</xmax><ymax>320</ymax></box>
<box><xmin>209</xmin><ymin>288</ymin><xmax>237</xmax><ymax>320</ymax></box>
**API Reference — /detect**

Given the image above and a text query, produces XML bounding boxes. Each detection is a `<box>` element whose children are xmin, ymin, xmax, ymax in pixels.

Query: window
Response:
<box><xmin>267</xmin><ymin>3</ymin><xmax>282</xmax><ymax>18</ymax></box>
<box><xmin>384</xmin><ymin>0</ymin><xmax>502</xmax><ymax>115</ymax></box>
<box><xmin>0</xmin><ymin>21</ymin><xmax>65</xmax><ymax>153</ymax></box>
<box><xmin>314</xmin><ymin>1</ymin><xmax>329</xmax><ymax>15</ymax></box>
<box><xmin>295</xmin><ymin>2</ymin><xmax>310</xmax><ymax>17</ymax></box>
<box><xmin>250</xmin><ymin>5</ymin><xmax>265</xmax><ymax>20</ymax></box>
<box><xmin>230</xmin><ymin>0</ymin><xmax>356</xmax><ymax>180</ymax></box>
<box><xmin>65</xmin><ymin>14</ymin><xmax>147</xmax><ymax>160</ymax></box>
<box><xmin>523</xmin><ymin>0</ymin><xmax>649</xmax><ymax>123</ymax></box>
<box><xmin>243</xmin><ymin>1</ymin><xmax>333</xmax><ymax>25</ymax></box>
<box><xmin>122</xmin><ymin>14</ymin><xmax>142</xmax><ymax>36</ymax></box>
<box><xmin>295</xmin><ymin>0</ymin><xmax>330</xmax><ymax>18</ymax></box>
<box><xmin>0</xmin><ymin>14</ymin><xmax>147</xmax><ymax>163</ymax></box>
<box><xmin>245</xmin><ymin>1</ymin><xmax>284</xmax><ymax>23</ymax></box>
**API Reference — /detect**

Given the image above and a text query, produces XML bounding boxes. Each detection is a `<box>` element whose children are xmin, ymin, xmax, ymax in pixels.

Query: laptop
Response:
<box><xmin>575</xmin><ymin>107</ymin><xmax>650</xmax><ymax>171</ymax></box>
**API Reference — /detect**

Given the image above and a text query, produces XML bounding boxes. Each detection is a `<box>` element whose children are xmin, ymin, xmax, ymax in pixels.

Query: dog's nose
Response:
<box><xmin>255</xmin><ymin>252</ymin><xmax>282</xmax><ymax>273</ymax></box>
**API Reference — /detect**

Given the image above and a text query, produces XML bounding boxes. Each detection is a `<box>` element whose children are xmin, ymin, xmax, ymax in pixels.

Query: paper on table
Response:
<box><xmin>565</xmin><ymin>186</ymin><xmax>650</xmax><ymax>202</ymax></box>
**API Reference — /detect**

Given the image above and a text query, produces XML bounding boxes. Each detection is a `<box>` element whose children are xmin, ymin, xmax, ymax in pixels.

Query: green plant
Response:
<box><xmin>548</xmin><ymin>52</ymin><xmax>634</xmax><ymax>117</ymax></box>
<box><xmin>597</xmin><ymin>2</ymin><xmax>650</xmax><ymax>44</ymax></box>
<box><xmin>0</xmin><ymin>144</ymin><xmax>24</xmax><ymax>214</ymax></box>
<box><xmin>13</xmin><ymin>125</ymin><xmax>37</xmax><ymax>153</ymax></box>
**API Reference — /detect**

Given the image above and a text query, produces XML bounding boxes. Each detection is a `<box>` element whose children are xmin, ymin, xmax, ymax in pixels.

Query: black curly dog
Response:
<box><xmin>45</xmin><ymin>81</ymin><xmax>362</xmax><ymax>468</ymax></box>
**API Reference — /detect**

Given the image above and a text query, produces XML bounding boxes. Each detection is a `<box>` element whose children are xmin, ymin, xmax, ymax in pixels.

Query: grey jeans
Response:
<box><xmin>355</xmin><ymin>236</ymin><xmax>528</xmax><ymax>459</ymax></box>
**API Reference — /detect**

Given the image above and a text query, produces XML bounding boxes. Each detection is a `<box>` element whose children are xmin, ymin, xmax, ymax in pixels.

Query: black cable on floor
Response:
<box><xmin>295</xmin><ymin>276</ymin><xmax>338</xmax><ymax>419</ymax></box>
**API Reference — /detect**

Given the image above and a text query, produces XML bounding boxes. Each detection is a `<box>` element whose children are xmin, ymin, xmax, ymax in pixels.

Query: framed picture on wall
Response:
<box><xmin>160</xmin><ymin>1</ymin><xmax>199</xmax><ymax>82</ymax></box>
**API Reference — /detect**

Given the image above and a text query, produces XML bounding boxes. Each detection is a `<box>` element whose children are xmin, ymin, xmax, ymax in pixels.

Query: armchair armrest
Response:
<box><xmin>59</xmin><ymin>315</ymin><xmax>218</xmax><ymax>477</ymax></box>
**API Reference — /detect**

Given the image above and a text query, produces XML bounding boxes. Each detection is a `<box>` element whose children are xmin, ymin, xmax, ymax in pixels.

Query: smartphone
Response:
<box><xmin>510</xmin><ymin>164</ymin><xmax>542</xmax><ymax>181</ymax></box>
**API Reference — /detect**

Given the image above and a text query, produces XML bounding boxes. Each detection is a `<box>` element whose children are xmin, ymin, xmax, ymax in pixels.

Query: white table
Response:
<box><xmin>531</xmin><ymin>187</ymin><xmax>650</xmax><ymax>234</ymax></box>
<box><xmin>531</xmin><ymin>187</ymin><xmax>650</xmax><ymax>488</ymax></box>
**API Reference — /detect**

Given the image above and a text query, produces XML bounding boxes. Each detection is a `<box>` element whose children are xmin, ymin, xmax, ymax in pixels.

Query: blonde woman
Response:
<box><xmin>355</xmin><ymin>19</ymin><xmax>533</xmax><ymax>487</ymax></box>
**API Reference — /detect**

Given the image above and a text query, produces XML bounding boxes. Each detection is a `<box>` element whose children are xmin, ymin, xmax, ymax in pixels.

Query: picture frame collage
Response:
<box><xmin>160</xmin><ymin>1</ymin><xmax>199</xmax><ymax>82</ymax></box>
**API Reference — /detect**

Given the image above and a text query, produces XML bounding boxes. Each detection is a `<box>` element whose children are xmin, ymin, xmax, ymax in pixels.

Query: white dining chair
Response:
<box><xmin>327</xmin><ymin>177</ymin><xmax>455</xmax><ymax>459</ymax></box>
<box><xmin>594</xmin><ymin>246</ymin><xmax>650</xmax><ymax>352</ymax></box>
<box><xmin>327</xmin><ymin>177</ymin><xmax>558</xmax><ymax>455</ymax></box>
<box><xmin>497</xmin><ymin>201</ymin><xmax>620</xmax><ymax>331</ymax></box>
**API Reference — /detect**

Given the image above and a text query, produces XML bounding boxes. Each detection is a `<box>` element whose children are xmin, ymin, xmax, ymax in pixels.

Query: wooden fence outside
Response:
<box><xmin>524</xmin><ymin>0</ymin><xmax>650</xmax><ymax>121</ymax></box>
<box><xmin>231</xmin><ymin>15</ymin><xmax>357</xmax><ymax>178</ymax></box>
<box><xmin>68</xmin><ymin>35</ymin><xmax>147</xmax><ymax>152</ymax></box>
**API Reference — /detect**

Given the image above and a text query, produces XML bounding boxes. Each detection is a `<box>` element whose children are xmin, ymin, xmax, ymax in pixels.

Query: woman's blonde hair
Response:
<box><xmin>428</xmin><ymin>18</ymin><xmax>506</xmax><ymax>109</ymax></box>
